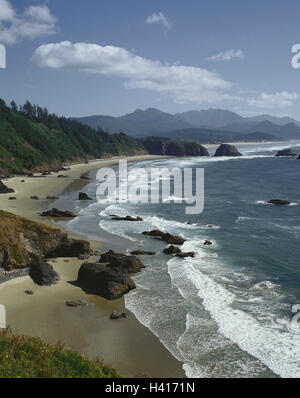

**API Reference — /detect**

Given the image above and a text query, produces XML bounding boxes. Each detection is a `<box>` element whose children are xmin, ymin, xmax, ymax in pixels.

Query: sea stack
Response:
<box><xmin>214</xmin><ymin>144</ymin><xmax>242</xmax><ymax>157</ymax></box>
<box><xmin>275</xmin><ymin>149</ymin><xmax>297</xmax><ymax>157</ymax></box>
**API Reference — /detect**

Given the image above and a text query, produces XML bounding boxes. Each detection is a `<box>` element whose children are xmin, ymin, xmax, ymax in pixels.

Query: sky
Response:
<box><xmin>1</xmin><ymin>0</ymin><xmax>300</xmax><ymax>119</ymax></box>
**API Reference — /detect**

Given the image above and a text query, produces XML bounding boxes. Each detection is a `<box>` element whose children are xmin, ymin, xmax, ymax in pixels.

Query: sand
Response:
<box><xmin>0</xmin><ymin>154</ymin><xmax>185</xmax><ymax>378</ymax></box>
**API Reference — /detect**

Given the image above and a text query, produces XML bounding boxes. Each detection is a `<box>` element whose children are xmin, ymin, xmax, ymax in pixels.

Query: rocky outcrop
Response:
<box><xmin>46</xmin><ymin>196</ymin><xmax>59</xmax><ymax>200</ymax></box>
<box><xmin>99</xmin><ymin>250</ymin><xmax>145</xmax><ymax>274</ymax></box>
<box><xmin>214</xmin><ymin>144</ymin><xmax>242</xmax><ymax>157</ymax></box>
<box><xmin>77</xmin><ymin>262</ymin><xmax>136</xmax><ymax>300</ymax></box>
<box><xmin>275</xmin><ymin>149</ymin><xmax>297</xmax><ymax>157</ymax></box>
<box><xmin>78</xmin><ymin>192</ymin><xmax>92</xmax><ymax>201</ymax></box>
<box><xmin>0</xmin><ymin>211</ymin><xmax>91</xmax><ymax>270</ymax></box>
<box><xmin>29</xmin><ymin>260</ymin><xmax>60</xmax><ymax>286</ymax></box>
<box><xmin>0</xmin><ymin>181</ymin><xmax>14</xmax><ymax>194</ymax></box>
<box><xmin>267</xmin><ymin>199</ymin><xmax>290</xmax><ymax>205</ymax></box>
<box><xmin>175</xmin><ymin>252</ymin><xmax>196</xmax><ymax>258</ymax></box>
<box><xmin>203</xmin><ymin>240</ymin><xmax>213</xmax><ymax>246</ymax></box>
<box><xmin>40</xmin><ymin>208</ymin><xmax>77</xmax><ymax>218</ymax></box>
<box><xmin>142</xmin><ymin>137</ymin><xmax>209</xmax><ymax>157</ymax></box>
<box><xmin>163</xmin><ymin>245</ymin><xmax>182</xmax><ymax>255</ymax></box>
<box><xmin>130</xmin><ymin>250</ymin><xmax>156</xmax><ymax>256</ymax></box>
<box><xmin>110</xmin><ymin>311</ymin><xmax>127</xmax><ymax>320</ymax></box>
<box><xmin>110</xmin><ymin>215</ymin><xmax>143</xmax><ymax>222</ymax></box>
<box><xmin>142</xmin><ymin>230</ymin><xmax>186</xmax><ymax>245</ymax></box>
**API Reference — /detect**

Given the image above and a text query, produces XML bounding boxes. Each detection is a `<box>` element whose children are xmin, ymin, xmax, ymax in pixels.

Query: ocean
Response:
<box><xmin>59</xmin><ymin>141</ymin><xmax>300</xmax><ymax>378</ymax></box>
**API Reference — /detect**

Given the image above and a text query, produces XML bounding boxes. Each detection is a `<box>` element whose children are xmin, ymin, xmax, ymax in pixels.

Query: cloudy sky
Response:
<box><xmin>1</xmin><ymin>0</ymin><xmax>300</xmax><ymax>118</ymax></box>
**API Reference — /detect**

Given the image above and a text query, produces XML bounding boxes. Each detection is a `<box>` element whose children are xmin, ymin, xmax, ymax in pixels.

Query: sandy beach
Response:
<box><xmin>0</xmin><ymin>154</ymin><xmax>185</xmax><ymax>378</ymax></box>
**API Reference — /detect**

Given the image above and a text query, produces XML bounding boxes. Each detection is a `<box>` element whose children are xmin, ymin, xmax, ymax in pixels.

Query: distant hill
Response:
<box><xmin>74</xmin><ymin>108</ymin><xmax>300</xmax><ymax>140</ymax></box>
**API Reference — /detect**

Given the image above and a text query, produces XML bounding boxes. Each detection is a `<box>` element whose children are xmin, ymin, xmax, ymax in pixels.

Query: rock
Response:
<box><xmin>25</xmin><ymin>290</ymin><xmax>34</xmax><ymax>295</ymax></box>
<box><xmin>41</xmin><ymin>208</ymin><xmax>77</xmax><ymax>218</ymax></box>
<box><xmin>46</xmin><ymin>238</ymin><xmax>91</xmax><ymax>258</ymax></box>
<box><xmin>142</xmin><ymin>230</ymin><xmax>186</xmax><ymax>245</ymax></box>
<box><xmin>163</xmin><ymin>245</ymin><xmax>182</xmax><ymax>255</ymax></box>
<box><xmin>30</xmin><ymin>196</ymin><xmax>39</xmax><ymax>200</ymax></box>
<box><xmin>203</xmin><ymin>240</ymin><xmax>213</xmax><ymax>246</ymax></box>
<box><xmin>78</xmin><ymin>192</ymin><xmax>92</xmax><ymax>201</ymax></box>
<box><xmin>29</xmin><ymin>260</ymin><xmax>60</xmax><ymax>286</ymax></box>
<box><xmin>66</xmin><ymin>299</ymin><xmax>88</xmax><ymax>307</ymax></box>
<box><xmin>214</xmin><ymin>144</ymin><xmax>242</xmax><ymax>157</ymax></box>
<box><xmin>80</xmin><ymin>175</ymin><xmax>91</xmax><ymax>180</ymax></box>
<box><xmin>20</xmin><ymin>180</ymin><xmax>25</xmax><ymax>183</ymax></box>
<box><xmin>130</xmin><ymin>250</ymin><xmax>156</xmax><ymax>256</ymax></box>
<box><xmin>99</xmin><ymin>250</ymin><xmax>145</xmax><ymax>274</ymax></box>
<box><xmin>109</xmin><ymin>311</ymin><xmax>127</xmax><ymax>320</ymax></box>
<box><xmin>267</xmin><ymin>199</ymin><xmax>290</xmax><ymax>205</ymax></box>
<box><xmin>8</xmin><ymin>197</ymin><xmax>17</xmax><ymax>200</ymax></box>
<box><xmin>57</xmin><ymin>175</ymin><xmax>69</xmax><ymax>178</ymax></box>
<box><xmin>110</xmin><ymin>215</ymin><xmax>143</xmax><ymax>222</ymax></box>
<box><xmin>0</xmin><ymin>181</ymin><xmax>14</xmax><ymax>194</ymax></box>
<box><xmin>27</xmin><ymin>173</ymin><xmax>34</xmax><ymax>177</ymax></box>
<box><xmin>78</xmin><ymin>253</ymin><xmax>90</xmax><ymax>260</ymax></box>
<box><xmin>175</xmin><ymin>252</ymin><xmax>196</xmax><ymax>258</ymax></box>
<box><xmin>46</xmin><ymin>196</ymin><xmax>59</xmax><ymax>200</ymax></box>
<box><xmin>275</xmin><ymin>149</ymin><xmax>297</xmax><ymax>157</ymax></box>
<box><xmin>77</xmin><ymin>262</ymin><xmax>136</xmax><ymax>300</ymax></box>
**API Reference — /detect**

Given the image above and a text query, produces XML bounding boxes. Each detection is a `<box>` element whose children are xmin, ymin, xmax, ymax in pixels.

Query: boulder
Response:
<box><xmin>46</xmin><ymin>238</ymin><xmax>91</xmax><ymax>258</ymax></box>
<box><xmin>57</xmin><ymin>175</ymin><xmax>69</xmax><ymax>178</ymax></box>
<box><xmin>29</xmin><ymin>260</ymin><xmax>60</xmax><ymax>286</ymax></box>
<box><xmin>203</xmin><ymin>240</ymin><xmax>213</xmax><ymax>246</ymax></box>
<box><xmin>275</xmin><ymin>149</ymin><xmax>297</xmax><ymax>157</ymax></box>
<box><xmin>77</xmin><ymin>262</ymin><xmax>136</xmax><ymax>300</ymax></box>
<box><xmin>99</xmin><ymin>250</ymin><xmax>145</xmax><ymax>274</ymax></box>
<box><xmin>0</xmin><ymin>181</ymin><xmax>14</xmax><ymax>194</ymax></box>
<box><xmin>78</xmin><ymin>192</ymin><xmax>92</xmax><ymax>201</ymax></box>
<box><xmin>66</xmin><ymin>299</ymin><xmax>88</xmax><ymax>307</ymax></box>
<box><xmin>110</xmin><ymin>215</ymin><xmax>143</xmax><ymax>222</ymax></box>
<box><xmin>142</xmin><ymin>230</ymin><xmax>186</xmax><ymax>245</ymax></box>
<box><xmin>8</xmin><ymin>197</ymin><xmax>17</xmax><ymax>200</ymax></box>
<box><xmin>46</xmin><ymin>196</ymin><xmax>59</xmax><ymax>200</ymax></box>
<box><xmin>130</xmin><ymin>250</ymin><xmax>156</xmax><ymax>256</ymax></box>
<box><xmin>80</xmin><ymin>175</ymin><xmax>91</xmax><ymax>180</ymax></box>
<box><xmin>214</xmin><ymin>144</ymin><xmax>242</xmax><ymax>157</ymax></box>
<box><xmin>25</xmin><ymin>290</ymin><xmax>34</xmax><ymax>295</ymax></box>
<box><xmin>30</xmin><ymin>196</ymin><xmax>39</xmax><ymax>200</ymax></box>
<box><xmin>175</xmin><ymin>252</ymin><xmax>196</xmax><ymax>258</ymax></box>
<box><xmin>110</xmin><ymin>311</ymin><xmax>127</xmax><ymax>320</ymax></box>
<box><xmin>163</xmin><ymin>245</ymin><xmax>182</xmax><ymax>255</ymax></box>
<box><xmin>267</xmin><ymin>199</ymin><xmax>290</xmax><ymax>206</ymax></box>
<box><xmin>41</xmin><ymin>208</ymin><xmax>77</xmax><ymax>218</ymax></box>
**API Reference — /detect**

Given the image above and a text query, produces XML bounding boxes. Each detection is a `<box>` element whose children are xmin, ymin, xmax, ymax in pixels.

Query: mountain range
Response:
<box><xmin>74</xmin><ymin>108</ymin><xmax>300</xmax><ymax>141</ymax></box>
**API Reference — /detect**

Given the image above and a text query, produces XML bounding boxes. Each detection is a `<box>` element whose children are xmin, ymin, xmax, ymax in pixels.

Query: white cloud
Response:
<box><xmin>0</xmin><ymin>1</ymin><xmax>57</xmax><ymax>45</ymax></box>
<box><xmin>248</xmin><ymin>91</ymin><xmax>298</xmax><ymax>109</ymax></box>
<box><xmin>207</xmin><ymin>49</ymin><xmax>244</xmax><ymax>62</ymax></box>
<box><xmin>146</xmin><ymin>12</ymin><xmax>173</xmax><ymax>32</ymax></box>
<box><xmin>32</xmin><ymin>41</ymin><xmax>233</xmax><ymax>105</ymax></box>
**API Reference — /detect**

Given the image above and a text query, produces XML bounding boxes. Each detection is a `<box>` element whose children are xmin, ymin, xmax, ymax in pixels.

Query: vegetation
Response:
<box><xmin>0</xmin><ymin>98</ymin><xmax>144</xmax><ymax>173</ymax></box>
<box><xmin>0</xmin><ymin>328</ymin><xmax>119</xmax><ymax>378</ymax></box>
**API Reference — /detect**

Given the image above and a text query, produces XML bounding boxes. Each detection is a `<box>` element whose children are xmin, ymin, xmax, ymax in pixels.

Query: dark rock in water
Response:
<box><xmin>77</xmin><ymin>262</ymin><xmax>136</xmax><ymax>300</ymax></box>
<box><xmin>46</xmin><ymin>238</ymin><xmax>91</xmax><ymax>258</ymax></box>
<box><xmin>30</xmin><ymin>196</ymin><xmax>39</xmax><ymax>200</ymax></box>
<box><xmin>110</xmin><ymin>311</ymin><xmax>127</xmax><ymax>320</ymax></box>
<box><xmin>130</xmin><ymin>250</ymin><xmax>156</xmax><ymax>256</ymax></box>
<box><xmin>275</xmin><ymin>148</ymin><xmax>297</xmax><ymax>157</ymax></box>
<box><xmin>66</xmin><ymin>299</ymin><xmax>88</xmax><ymax>307</ymax></box>
<box><xmin>203</xmin><ymin>240</ymin><xmax>213</xmax><ymax>246</ymax></box>
<box><xmin>187</xmin><ymin>221</ymin><xmax>197</xmax><ymax>225</ymax></box>
<box><xmin>110</xmin><ymin>215</ymin><xmax>143</xmax><ymax>222</ymax></box>
<box><xmin>175</xmin><ymin>252</ymin><xmax>196</xmax><ymax>258</ymax></box>
<box><xmin>57</xmin><ymin>175</ymin><xmax>69</xmax><ymax>178</ymax></box>
<box><xmin>9</xmin><ymin>197</ymin><xmax>17</xmax><ymax>200</ymax></box>
<box><xmin>163</xmin><ymin>245</ymin><xmax>182</xmax><ymax>255</ymax></box>
<box><xmin>41</xmin><ymin>208</ymin><xmax>77</xmax><ymax>218</ymax></box>
<box><xmin>142</xmin><ymin>230</ymin><xmax>186</xmax><ymax>245</ymax></box>
<box><xmin>29</xmin><ymin>260</ymin><xmax>60</xmax><ymax>286</ymax></box>
<box><xmin>46</xmin><ymin>196</ymin><xmax>59</xmax><ymax>200</ymax></box>
<box><xmin>214</xmin><ymin>144</ymin><xmax>242</xmax><ymax>157</ymax></box>
<box><xmin>267</xmin><ymin>199</ymin><xmax>290</xmax><ymax>205</ymax></box>
<box><xmin>20</xmin><ymin>180</ymin><xmax>25</xmax><ymax>183</ymax></box>
<box><xmin>99</xmin><ymin>250</ymin><xmax>145</xmax><ymax>274</ymax></box>
<box><xmin>0</xmin><ymin>181</ymin><xmax>14</xmax><ymax>194</ymax></box>
<box><xmin>25</xmin><ymin>290</ymin><xmax>34</xmax><ymax>295</ymax></box>
<box><xmin>80</xmin><ymin>175</ymin><xmax>91</xmax><ymax>180</ymax></box>
<box><xmin>78</xmin><ymin>192</ymin><xmax>92</xmax><ymax>201</ymax></box>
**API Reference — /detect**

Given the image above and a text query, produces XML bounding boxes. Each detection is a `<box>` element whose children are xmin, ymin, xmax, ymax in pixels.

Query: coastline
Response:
<box><xmin>0</xmin><ymin>154</ymin><xmax>186</xmax><ymax>378</ymax></box>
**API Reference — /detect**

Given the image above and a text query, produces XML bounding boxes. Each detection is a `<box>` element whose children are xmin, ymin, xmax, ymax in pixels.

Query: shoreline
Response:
<box><xmin>0</xmin><ymin>153</ymin><xmax>186</xmax><ymax>378</ymax></box>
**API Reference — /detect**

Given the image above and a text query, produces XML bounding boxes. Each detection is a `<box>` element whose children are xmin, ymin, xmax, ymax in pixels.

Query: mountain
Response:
<box><xmin>74</xmin><ymin>108</ymin><xmax>300</xmax><ymax>140</ymax></box>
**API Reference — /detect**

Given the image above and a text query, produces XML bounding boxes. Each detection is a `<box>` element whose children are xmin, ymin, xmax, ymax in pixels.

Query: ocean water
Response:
<box><xmin>62</xmin><ymin>141</ymin><xmax>300</xmax><ymax>378</ymax></box>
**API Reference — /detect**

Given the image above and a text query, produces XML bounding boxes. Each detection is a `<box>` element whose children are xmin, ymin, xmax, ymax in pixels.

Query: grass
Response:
<box><xmin>0</xmin><ymin>328</ymin><xmax>120</xmax><ymax>378</ymax></box>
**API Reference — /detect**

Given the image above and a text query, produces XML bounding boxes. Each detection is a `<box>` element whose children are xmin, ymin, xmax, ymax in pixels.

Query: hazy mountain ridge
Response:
<box><xmin>74</xmin><ymin>108</ymin><xmax>300</xmax><ymax>140</ymax></box>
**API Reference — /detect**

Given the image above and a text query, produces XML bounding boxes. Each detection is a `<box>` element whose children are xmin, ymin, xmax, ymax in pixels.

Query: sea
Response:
<box><xmin>56</xmin><ymin>141</ymin><xmax>300</xmax><ymax>378</ymax></box>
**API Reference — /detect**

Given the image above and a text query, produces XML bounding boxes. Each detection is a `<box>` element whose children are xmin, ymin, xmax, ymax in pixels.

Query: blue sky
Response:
<box><xmin>1</xmin><ymin>0</ymin><xmax>300</xmax><ymax>119</ymax></box>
